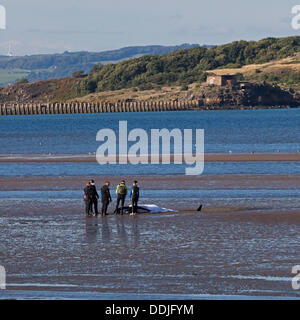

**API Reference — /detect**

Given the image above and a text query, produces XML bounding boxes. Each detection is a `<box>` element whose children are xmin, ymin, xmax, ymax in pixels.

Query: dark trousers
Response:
<box><xmin>91</xmin><ymin>197</ymin><xmax>99</xmax><ymax>215</ymax></box>
<box><xmin>101</xmin><ymin>199</ymin><xmax>109</xmax><ymax>215</ymax></box>
<box><xmin>115</xmin><ymin>194</ymin><xmax>126</xmax><ymax>214</ymax></box>
<box><xmin>85</xmin><ymin>199</ymin><xmax>92</xmax><ymax>215</ymax></box>
<box><xmin>131</xmin><ymin>197</ymin><xmax>139</xmax><ymax>213</ymax></box>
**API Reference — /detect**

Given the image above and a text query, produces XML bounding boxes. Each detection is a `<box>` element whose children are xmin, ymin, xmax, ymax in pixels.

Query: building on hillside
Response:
<box><xmin>206</xmin><ymin>75</ymin><xmax>238</xmax><ymax>86</ymax></box>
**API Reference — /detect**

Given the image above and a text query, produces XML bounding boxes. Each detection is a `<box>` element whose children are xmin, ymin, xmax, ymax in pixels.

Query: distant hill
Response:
<box><xmin>74</xmin><ymin>36</ymin><xmax>300</xmax><ymax>94</ymax></box>
<box><xmin>0</xmin><ymin>44</ymin><xmax>205</xmax><ymax>86</ymax></box>
<box><xmin>1</xmin><ymin>36</ymin><xmax>300</xmax><ymax>104</ymax></box>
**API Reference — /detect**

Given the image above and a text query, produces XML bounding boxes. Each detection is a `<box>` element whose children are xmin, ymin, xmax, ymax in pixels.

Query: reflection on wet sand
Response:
<box><xmin>101</xmin><ymin>217</ymin><xmax>111</xmax><ymax>242</ymax></box>
<box><xmin>84</xmin><ymin>219</ymin><xmax>99</xmax><ymax>243</ymax></box>
<box><xmin>84</xmin><ymin>216</ymin><xmax>140</xmax><ymax>247</ymax></box>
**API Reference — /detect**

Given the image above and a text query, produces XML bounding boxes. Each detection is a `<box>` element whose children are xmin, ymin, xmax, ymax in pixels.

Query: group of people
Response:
<box><xmin>83</xmin><ymin>179</ymin><xmax>140</xmax><ymax>216</ymax></box>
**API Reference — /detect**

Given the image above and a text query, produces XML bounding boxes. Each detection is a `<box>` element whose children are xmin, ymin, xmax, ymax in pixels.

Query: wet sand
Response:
<box><xmin>1</xmin><ymin>173</ymin><xmax>299</xmax><ymax>215</ymax></box>
<box><xmin>0</xmin><ymin>153</ymin><xmax>300</xmax><ymax>163</ymax></box>
<box><xmin>0</xmin><ymin>174</ymin><xmax>299</xmax><ymax>191</ymax></box>
<box><xmin>1</xmin><ymin>154</ymin><xmax>300</xmax><ymax>298</ymax></box>
<box><xmin>1</xmin><ymin>201</ymin><xmax>299</xmax><ymax>298</ymax></box>
<box><xmin>1</xmin><ymin>210</ymin><xmax>300</xmax><ymax>298</ymax></box>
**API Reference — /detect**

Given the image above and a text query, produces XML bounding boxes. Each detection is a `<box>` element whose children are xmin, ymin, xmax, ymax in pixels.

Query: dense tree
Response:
<box><xmin>4</xmin><ymin>36</ymin><xmax>300</xmax><ymax>95</ymax></box>
<box><xmin>77</xmin><ymin>36</ymin><xmax>300</xmax><ymax>94</ymax></box>
<box><xmin>0</xmin><ymin>44</ymin><xmax>201</xmax><ymax>86</ymax></box>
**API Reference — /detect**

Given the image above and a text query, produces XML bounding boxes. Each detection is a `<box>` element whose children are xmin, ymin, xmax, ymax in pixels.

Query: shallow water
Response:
<box><xmin>1</xmin><ymin>211</ymin><xmax>300</xmax><ymax>298</ymax></box>
<box><xmin>1</xmin><ymin>290</ymin><xmax>297</xmax><ymax>300</ymax></box>
<box><xmin>1</xmin><ymin>161</ymin><xmax>300</xmax><ymax>177</ymax></box>
<box><xmin>1</xmin><ymin>188</ymin><xmax>300</xmax><ymax>199</ymax></box>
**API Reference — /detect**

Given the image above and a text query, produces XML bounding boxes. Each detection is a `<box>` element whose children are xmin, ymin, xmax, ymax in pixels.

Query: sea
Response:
<box><xmin>0</xmin><ymin>108</ymin><xmax>299</xmax><ymax>176</ymax></box>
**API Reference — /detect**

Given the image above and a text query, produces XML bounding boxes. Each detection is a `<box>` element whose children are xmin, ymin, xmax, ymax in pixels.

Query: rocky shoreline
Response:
<box><xmin>186</xmin><ymin>82</ymin><xmax>300</xmax><ymax>108</ymax></box>
<box><xmin>1</xmin><ymin>80</ymin><xmax>300</xmax><ymax>110</ymax></box>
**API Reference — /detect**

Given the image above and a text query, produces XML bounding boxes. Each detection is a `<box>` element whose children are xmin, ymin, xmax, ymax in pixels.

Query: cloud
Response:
<box><xmin>169</xmin><ymin>14</ymin><xmax>184</xmax><ymax>20</ymax></box>
<box><xmin>28</xmin><ymin>40</ymin><xmax>73</xmax><ymax>51</ymax></box>
<box><xmin>191</xmin><ymin>25</ymin><xmax>233</xmax><ymax>36</ymax></box>
<box><xmin>24</xmin><ymin>28</ymin><xmax>124</xmax><ymax>36</ymax></box>
<box><xmin>169</xmin><ymin>24</ymin><xmax>233</xmax><ymax>38</ymax></box>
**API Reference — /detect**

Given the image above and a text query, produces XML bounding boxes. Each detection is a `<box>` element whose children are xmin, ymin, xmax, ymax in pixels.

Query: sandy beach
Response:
<box><xmin>0</xmin><ymin>171</ymin><xmax>299</xmax><ymax>217</ymax></box>
<box><xmin>1</xmin><ymin>152</ymin><xmax>299</xmax><ymax>214</ymax></box>
<box><xmin>1</xmin><ymin>152</ymin><xmax>300</xmax><ymax>298</ymax></box>
<box><xmin>1</xmin><ymin>208</ymin><xmax>300</xmax><ymax>298</ymax></box>
<box><xmin>0</xmin><ymin>153</ymin><xmax>299</xmax><ymax>163</ymax></box>
<box><xmin>0</xmin><ymin>174</ymin><xmax>299</xmax><ymax>191</ymax></box>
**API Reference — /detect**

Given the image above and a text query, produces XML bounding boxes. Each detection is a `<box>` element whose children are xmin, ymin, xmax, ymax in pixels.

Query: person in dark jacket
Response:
<box><xmin>84</xmin><ymin>182</ymin><xmax>92</xmax><ymax>216</ymax></box>
<box><xmin>129</xmin><ymin>181</ymin><xmax>140</xmax><ymax>215</ymax></box>
<box><xmin>101</xmin><ymin>181</ymin><xmax>112</xmax><ymax>216</ymax></box>
<box><xmin>89</xmin><ymin>179</ymin><xmax>99</xmax><ymax>216</ymax></box>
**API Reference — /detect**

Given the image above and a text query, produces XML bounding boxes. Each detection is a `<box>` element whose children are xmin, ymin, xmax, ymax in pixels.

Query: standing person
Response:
<box><xmin>115</xmin><ymin>180</ymin><xmax>127</xmax><ymax>215</ymax></box>
<box><xmin>89</xmin><ymin>179</ymin><xmax>100</xmax><ymax>216</ymax></box>
<box><xmin>129</xmin><ymin>181</ymin><xmax>140</xmax><ymax>215</ymax></box>
<box><xmin>84</xmin><ymin>182</ymin><xmax>92</xmax><ymax>216</ymax></box>
<box><xmin>101</xmin><ymin>181</ymin><xmax>112</xmax><ymax>216</ymax></box>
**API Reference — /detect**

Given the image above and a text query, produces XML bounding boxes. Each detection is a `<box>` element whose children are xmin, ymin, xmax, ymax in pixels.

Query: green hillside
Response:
<box><xmin>78</xmin><ymin>36</ymin><xmax>300</xmax><ymax>95</ymax></box>
<box><xmin>0</xmin><ymin>44</ymin><xmax>201</xmax><ymax>86</ymax></box>
<box><xmin>2</xmin><ymin>36</ymin><xmax>300</xmax><ymax>103</ymax></box>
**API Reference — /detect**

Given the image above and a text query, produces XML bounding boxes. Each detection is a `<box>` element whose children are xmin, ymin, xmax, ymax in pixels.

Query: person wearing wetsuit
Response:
<box><xmin>84</xmin><ymin>182</ymin><xmax>92</xmax><ymax>216</ymax></box>
<box><xmin>90</xmin><ymin>179</ymin><xmax>100</xmax><ymax>216</ymax></box>
<box><xmin>129</xmin><ymin>181</ymin><xmax>140</xmax><ymax>215</ymax></box>
<box><xmin>101</xmin><ymin>181</ymin><xmax>112</xmax><ymax>216</ymax></box>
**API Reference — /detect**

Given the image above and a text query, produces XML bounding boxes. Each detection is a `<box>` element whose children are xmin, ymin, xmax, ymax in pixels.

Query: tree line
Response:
<box><xmin>78</xmin><ymin>36</ymin><xmax>300</xmax><ymax>94</ymax></box>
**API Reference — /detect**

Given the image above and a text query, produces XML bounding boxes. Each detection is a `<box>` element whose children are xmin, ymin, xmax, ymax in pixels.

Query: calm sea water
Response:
<box><xmin>0</xmin><ymin>109</ymin><xmax>299</xmax><ymax>176</ymax></box>
<box><xmin>0</xmin><ymin>109</ymin><xmax>299</xmax><ymax>155</ymax></box>
<box><xmin>0</xmin><ymin>161</ymin><xmax>299</xmax><ymax>176</ymax></box>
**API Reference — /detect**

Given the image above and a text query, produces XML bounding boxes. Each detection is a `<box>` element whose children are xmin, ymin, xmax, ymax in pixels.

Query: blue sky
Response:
<box><xmin>0</xmin><ymin>0</ymin><xmax>299</xmax><ymax>55</ymax></box>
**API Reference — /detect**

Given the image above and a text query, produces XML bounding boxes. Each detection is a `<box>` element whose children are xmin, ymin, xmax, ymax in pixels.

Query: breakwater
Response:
<box><xmin>0</xmin><ymin>101</ymin><xmax>204</xmax><ymax>116</ymax></box>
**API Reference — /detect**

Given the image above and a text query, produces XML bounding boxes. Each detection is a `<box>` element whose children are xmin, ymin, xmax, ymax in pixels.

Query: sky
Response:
<box><xmin>0</xmin><ymin>0</ymin><xmax>299</xmax><ymax>56</ymax></box>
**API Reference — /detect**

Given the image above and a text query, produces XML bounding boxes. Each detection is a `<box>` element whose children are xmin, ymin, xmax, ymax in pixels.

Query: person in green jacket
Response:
<box><xmin>114</xmin><ymin>180</ymin><xmax>127</xmax><ymax>215</ymax></box>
